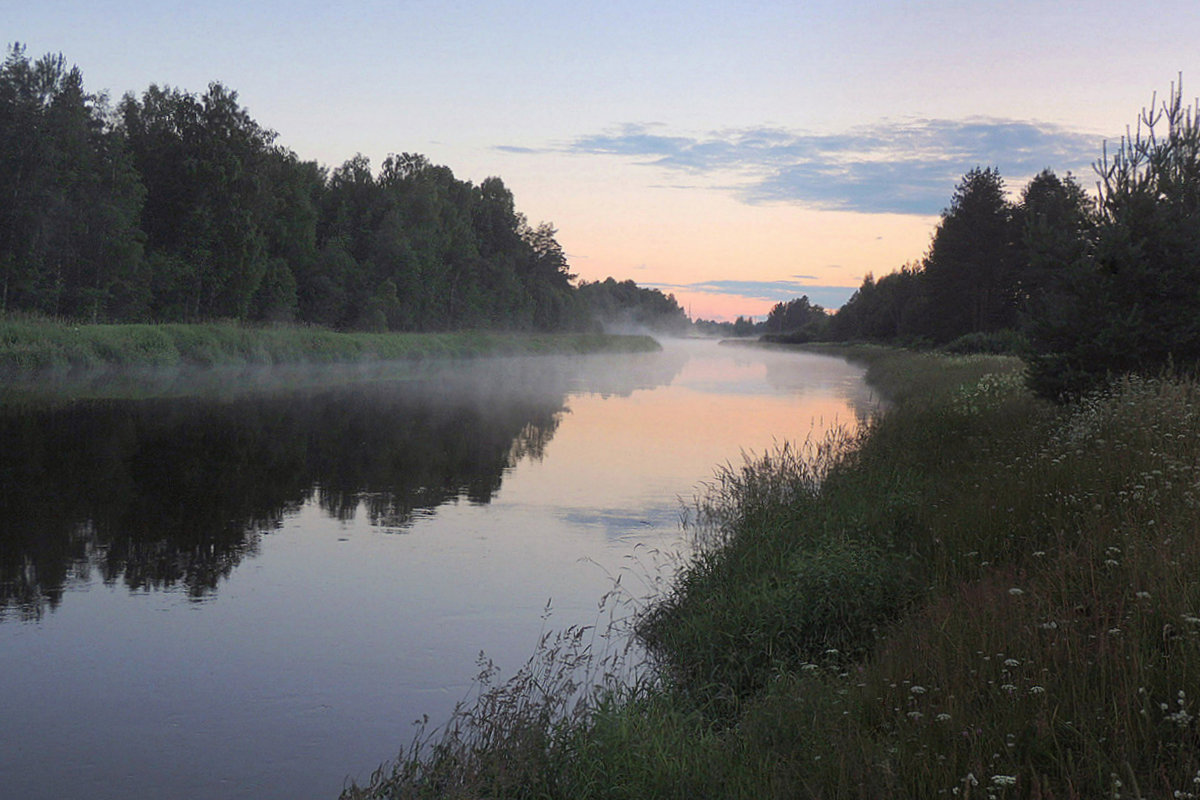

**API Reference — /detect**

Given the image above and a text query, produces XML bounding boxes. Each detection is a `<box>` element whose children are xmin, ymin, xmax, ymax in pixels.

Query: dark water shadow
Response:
<box><xmin>0</xmin><ymin>352</ymin><xmax>686</xmax><ymax>620</ymax></box>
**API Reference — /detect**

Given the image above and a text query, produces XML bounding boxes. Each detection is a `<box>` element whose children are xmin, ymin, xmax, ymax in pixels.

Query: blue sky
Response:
<box><xmin>10</xmin><ymin>0</ymin><xmax>1200</xmax><ymax>318</ymax></box>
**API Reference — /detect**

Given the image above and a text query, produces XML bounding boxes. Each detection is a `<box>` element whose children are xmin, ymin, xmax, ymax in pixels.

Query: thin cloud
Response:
<box><xmin>506</xmin><ymin>119</ymin><xmax>1102</xmax><ymax>215</ymax></box>
<box><xmin>654</xmin><ymin>280</ymin><xmax>857</xmax><ymax>309</ymax></box>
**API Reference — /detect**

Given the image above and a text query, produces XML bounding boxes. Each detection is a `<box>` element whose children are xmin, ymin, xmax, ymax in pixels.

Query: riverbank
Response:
<box><xmin>0</xmin><ymin>315</ymin><xmax>660</xmax><ymax>372</ymax></box>
<box><xmin>344</xmin><ymin>347</ymin><xmax>1200</xmax><ymax>799</ymax></box>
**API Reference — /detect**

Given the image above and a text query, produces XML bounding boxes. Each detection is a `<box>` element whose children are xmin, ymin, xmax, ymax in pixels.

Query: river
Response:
<box><xmin>0</xmin><ymin>339</ymin><xmax>874</xmax><ymax>799</ymax></box>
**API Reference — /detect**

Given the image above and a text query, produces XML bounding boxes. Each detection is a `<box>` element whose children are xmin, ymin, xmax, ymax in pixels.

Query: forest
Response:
<box><xmin>774</xmin><ymin>81</ymin><xmax>1200</xmax><ymax>400</ymax></box>
<box><xmin>8</xmin><ymin>43</ymin><xmax>1200</xmax><ymax>401</ymax></box>
<box><xmin>0</xmin><ymin>45</ymin><xmax>690</xmax><ymax>335</ymax></box>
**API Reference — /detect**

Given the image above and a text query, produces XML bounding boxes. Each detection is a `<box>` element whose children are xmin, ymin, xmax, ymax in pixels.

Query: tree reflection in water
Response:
<box><xmin>0</xmin><ymin>352</ymin><xmax>685</xmax><ymax>620</ymax></box>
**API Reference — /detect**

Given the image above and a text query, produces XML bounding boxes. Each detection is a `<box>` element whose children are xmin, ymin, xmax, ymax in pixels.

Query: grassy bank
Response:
<box><xmin>0</xmin><ymin>315</ymin><xmax>660</xmax><ymax>372</ymax></box>
<box><xmin>344</xmin><ymin>348</ymin><xmax>1200</xmax><ymax>799</ymax></box>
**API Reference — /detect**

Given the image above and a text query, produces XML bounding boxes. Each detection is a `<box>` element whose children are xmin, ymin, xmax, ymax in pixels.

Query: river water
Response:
<box><xmin>0</xmin><ymin>339</ymin><xmax>874</xmax><ymax>799</ymax></box>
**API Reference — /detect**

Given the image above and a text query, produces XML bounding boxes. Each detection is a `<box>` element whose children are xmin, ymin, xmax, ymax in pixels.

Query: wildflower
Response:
<box><xmin>1136</xmin><ymin>591</ymin><xmax>1152</xmax><ymax>599</ymax></box>
<box><xmin>1168</xmin><ymin>707</ymin><xmax>1193</xmax><ymax>727</ymax></box>
<box><xmin>910</xmin><ymin>685</ymin><xmax>927</xmax><ymax>695</ymax></box>
<box><xmin>1008</xmin><ymin>587</ymin><xmax>1025</xmax><ymax>596</ymax></box>
<box><xmin>1003</xmin><ymin>658</ymin><xmax>1020</xmax><ymax>668</ymax></box>
<box><xmin>936</xmin><ymin>713</ymin><xmax>952</xmax><ymax>722</ymax></box>
<box><xmin>1029</xmin><ymin>685</ymin><xmax>1046</xmax><ymax>695</ymax></box>
<box><xmin>991</xmin><ymin>774</ymin><xmax>1017</xmax><ymax>787</ymax></box>
<box><xmin>907</xmin><ymin>711</ymin><xmax>923</xmax><ymax>720</ymax></box>
<box><xmin>1001</xmin><ymin>684</ymin><xmax>1017</xmax><ymax>693</ymax></box>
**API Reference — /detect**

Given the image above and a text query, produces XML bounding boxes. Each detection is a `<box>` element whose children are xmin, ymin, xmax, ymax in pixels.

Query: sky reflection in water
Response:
<box><xmin>0</xmin><ymin>339</ymin><xmax>875</xmax><ymax>800</ymax></box>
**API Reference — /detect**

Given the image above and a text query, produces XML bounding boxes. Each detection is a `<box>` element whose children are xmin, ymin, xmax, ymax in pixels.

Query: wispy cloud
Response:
<box><xmin>505</xmin><ymin>119</ymin><xmax>1102</xmax><ymax>215</ymax></box>
<box><xmin>654</xmin><ymin>280</ymin><xmax>857</xmax><ymax>310</ymax></box>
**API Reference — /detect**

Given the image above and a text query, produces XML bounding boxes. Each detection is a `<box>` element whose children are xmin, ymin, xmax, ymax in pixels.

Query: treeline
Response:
<box><xmin>826</xmin><ymin>166</ymin><xmax>1088</xmax><ymax>356</ymax></box>
<box><xmin>575</xmin><ymin>277</ymin><xmax>691</xmax><ymax>334</ymax></box>
<box><xmin>766</xmin><ymin>82</ymin><xmax>1200</xmax><ymax>400</ymax></box>
<box><xmin>0</xmin><ymin>45</ymin><xmax>688</xmax><ymax>334</ymax></box>
<box><xmin>694</xmin><ymin>315</ymin><xmax>761</xmax><ymax>337</ymax></box>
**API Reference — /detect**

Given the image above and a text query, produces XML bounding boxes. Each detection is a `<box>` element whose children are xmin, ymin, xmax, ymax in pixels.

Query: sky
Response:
<box><xmin>10</xmin><ymin>0</ymin><xmax>1200</xmax><ymax>320</ymax></box>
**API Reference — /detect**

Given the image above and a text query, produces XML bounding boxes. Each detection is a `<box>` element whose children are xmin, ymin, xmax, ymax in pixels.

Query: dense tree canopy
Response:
<box><xmin>826</xmin><ymin>82</ymin><xmax>1200</xmax><ymax>400</ymax></box>
<box><xmin>0</xmin><ymin>46</ymin><xmax>144</xmax><ymax>320</ymax></box>
<box><xmin>575</xmin><ymin>278</ymin><xmax>691</xmax><ymax>334</ymax></box>
<box><xmin>829</xmin><ymin>166</ymin><xmax>1095</xmax><ymax>359</ymax></box>
<box><xmin>1025</xmin><ymin>84</ymin><xmax>1200</xmax><ymax>397</ymax></box>
<box><xmin>15</xmin><ymin>44</ymin><xmax>1196</xmax><ymax>385</ymax></box>
<box><xmin>0</xmin><ymin>45</ymin><xmax>594</xmax><ymax>333</ymax></box>
<box><xmin>921</xmin><ymin>167</ymin><xmax>1019</xmax><ymax>342</ymax></box>
<box><xmin>760</xmin><ymin>295</ymin><xmax>829</xmax><ymax>342</ymax></box>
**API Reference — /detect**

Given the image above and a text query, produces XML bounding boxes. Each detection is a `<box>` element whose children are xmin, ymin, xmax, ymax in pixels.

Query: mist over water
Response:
<box><xmin>0</xmin><ymin>340</ymin><xmax>874</xmax><ymax>800</ymax></box>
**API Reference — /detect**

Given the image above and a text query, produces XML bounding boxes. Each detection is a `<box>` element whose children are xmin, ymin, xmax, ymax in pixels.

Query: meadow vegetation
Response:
<box><xmin>0</xmin><ymin>313</ymin><xmax>659</xmax><ymax>372</ymax></box>
<box><xmin>344</xmin><ymin>348</ymin><xmax>1200</xmax><ymax>799</ymax></box>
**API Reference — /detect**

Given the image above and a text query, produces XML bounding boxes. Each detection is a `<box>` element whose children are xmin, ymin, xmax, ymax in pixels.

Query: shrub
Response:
<box><xmin>1026</xmin><ymin>80</ymin><xmax>1200</xmax><ymax>399</ymax></box>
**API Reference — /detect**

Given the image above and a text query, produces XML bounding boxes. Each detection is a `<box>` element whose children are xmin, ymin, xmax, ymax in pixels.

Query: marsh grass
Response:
<box><xmin>0</xmin><ymin>314</ymin><xmax>659</xmax><ymax>373</ymax></box>
<box><xmin>345</xmin><ymin>349</ymin><xmax>1200</xmax><ymax>799</ymax></box>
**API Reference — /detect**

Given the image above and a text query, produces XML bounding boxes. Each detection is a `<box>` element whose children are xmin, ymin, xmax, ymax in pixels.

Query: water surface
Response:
<box><xmin>0</xmin><ymin>340</ymin><xmax>874</xmax><ymax>799</ymax></box>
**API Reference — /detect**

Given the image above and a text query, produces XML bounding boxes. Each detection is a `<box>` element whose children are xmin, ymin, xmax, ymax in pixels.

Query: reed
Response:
<box><xmin>0</xmin><ymin>314</ymin><xmax>660</xmax><ymax>372</ymax></box>
<box><xmin>345</xmin><ymin>349</ymin><xmax>1200</xmax><ymax>799</ymax></box>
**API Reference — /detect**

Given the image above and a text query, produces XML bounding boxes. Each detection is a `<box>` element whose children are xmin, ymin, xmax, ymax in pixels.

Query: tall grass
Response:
<box><xmin>344</xmin><ymin>349</ymin><xmax>1200</xmax><ymax>799</ymax></box>
<box><xmin>0</xmin><ymin>314</ymin><xmax>660</xmax><ymax>372</ymax></box>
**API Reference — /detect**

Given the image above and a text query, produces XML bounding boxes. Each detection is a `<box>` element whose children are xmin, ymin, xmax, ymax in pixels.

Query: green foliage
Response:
<box><xmin>348</xmin><ymin>350</ymin><xmax>1200</xmax><ymax>799</ymax></box>
<box><xmin>1026</xmin><ymin>81</ymin><xmax>1200</xmax><ymax>399</ymax></box>
<box><xmin>760</xmin><ymin>295</ymin><xmax>829</xmax><ymax>341</ymax></box>
<box><xmin>692</xmin><ymin>315</ymin><xmax>763</xmax><ymax>337</ymax></box>
<box><xmin>0</xmin><ymin>45</ymin><xmax>145</xmax><ymax>321</ymax></box>
<box><xmin>576</xmin><ymin>278</ymin><xmax>691</xmax><ymax>334</ymax></box>
<box><xmin>828</xmin><ymin>167</ymin><xmax>1095</xmax><ymax>360</ymax></box>
<box><xmin>833</xmin><ymin>83</ymin><xmax>1200</xmax><ymax>401</ymax></box>
<box><xmin>942</xmin><ymin>328</ymin><xmax>1027</xmax><ymax>355</ymax></box>
<box><xmin>922</xmin><ymin>167</ymin><xmax>1020</xmax><ymax>342</ymax></box>
<box><xmin>828</xmin><ymin>265</ymin><xmax>927</xmax><ymax>342</ymax></box>
<box><xmin>0</xmin><ymin>44</ymin><xmax>635</xmax><ymax>335</ymax></box>
<box><xmin>0</xmin><ymin>315</ymin><xmax>659</xmax><ymax>372</ymax></box>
